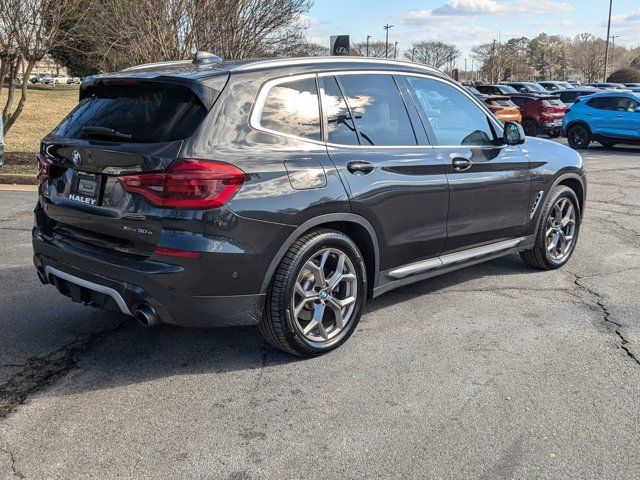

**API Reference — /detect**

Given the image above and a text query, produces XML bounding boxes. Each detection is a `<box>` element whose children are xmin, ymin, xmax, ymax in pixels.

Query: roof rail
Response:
<box><xmin>232</xmin><ymin>56</ymin><xmax>445</xmax><ymax>76</ymax></box>
<box><xmin>122</xmin><ymin>59</ymin><xmax>191</xmax><ymax>72</ymax></box>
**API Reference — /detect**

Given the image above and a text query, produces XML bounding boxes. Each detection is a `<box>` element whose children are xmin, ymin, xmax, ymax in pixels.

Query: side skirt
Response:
<box><xmin>373</xmin><ymin>236</ymin><xmax>534</xmax><ymax>298</ymax></box>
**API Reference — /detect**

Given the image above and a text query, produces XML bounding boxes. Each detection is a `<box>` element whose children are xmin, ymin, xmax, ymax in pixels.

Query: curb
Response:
<box><xmin>0</xmin><ymin>173</ymin><xmax>38</xmax><ymax>185</ymax></box>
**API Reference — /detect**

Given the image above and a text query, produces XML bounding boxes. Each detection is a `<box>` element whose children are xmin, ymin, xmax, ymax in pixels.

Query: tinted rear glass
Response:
<box><xmin>259</xmin><ymin>77</ymin><xmax>321</xmax><ymax>141</ymax></box>
<box><xmin>491</xmin><ymin>99</ymin><xmax>513</xmax><ymax>107</ymax></box>
<box><xmin>53</xmin><ymin>84</ymin><xmax>207</xmax><ymax>143</ymax></box>
<box><xmin>543</xmin><ymin>99</ymin><xmax>563</xmax><ymax>106</ymax></box>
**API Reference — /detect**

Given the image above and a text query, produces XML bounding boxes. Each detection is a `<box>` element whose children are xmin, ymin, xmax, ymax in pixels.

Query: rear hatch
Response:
<box><xmin>484</xmin><ymin>95</ymin><xmax>520</xmax><ymax>115</ymax></box>
<box><xmin>38</xmin><ymin>80</ymin><xmax>211</xmax><ymax>257</ymax></box>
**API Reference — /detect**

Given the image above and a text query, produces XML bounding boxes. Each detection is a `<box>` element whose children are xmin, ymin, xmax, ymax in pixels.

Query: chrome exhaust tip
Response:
<box><xmin>135</xmin><ymin>305</ymin><xmax>160</xmax><ymax>326</ymax></box>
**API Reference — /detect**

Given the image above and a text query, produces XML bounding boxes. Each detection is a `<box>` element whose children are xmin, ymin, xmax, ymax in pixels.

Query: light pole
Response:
<box><xmin>383</xmin><ymin>24</ymin><xmax>393</xmax><ymax>58</ymax></box>
<box><xmin>610</xmin><ymin>34</ymin><xmax>619</xmax><ymax>72</ymax></box>
<box><xmin>394</xmin><ymin>41</ymin><xmax>398</xmax><ymax>59</ymax></box>
<box><xmin>603</xmin><ymin>0</ymin><xmax>613</xmax><ymax>81</ymax></box>
<box><xmin>464</xmin><ymin>58</ymin><xmax>467</xmax><ymax>81</ymax></box>
<box><xmin>366</xmin><ymin>35</ymin><xmax>371</xmax><ymax>57</ymax></box>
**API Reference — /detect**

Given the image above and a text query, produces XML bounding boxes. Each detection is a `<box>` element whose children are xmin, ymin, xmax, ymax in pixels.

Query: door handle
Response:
<box><xmin>616</xmin><ymin>114</ymin><xmax>623</xmax><ymax>118</ymax></box>
<box><xmin>347</xmin><ymin>161</ymin><xmax>374</xmax><ymax>175</ymax></box>
<box><xmin>451</xmin><ymin>157</ymin><xmax>472</xmax><ymax>171</ymax></box>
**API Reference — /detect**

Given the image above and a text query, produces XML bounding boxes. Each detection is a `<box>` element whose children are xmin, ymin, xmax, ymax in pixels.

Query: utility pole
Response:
<box><xmin>366</xmin><ymin>35</ymin><xmax>371</xmax><ymax>57</ymax></box>
<box><xmin>610</xmin><ymin>34</ymin><xmax>619</xmax><ymax>72</ymax></box>
<box><xmin>383</xmin><ymin>24</ymin><xmax>393</xmax><ymax>58</ymax></box>
<box><xmin>464</xmin><ymin>58</ymin><xmax>467</xmax><ymax>81</ymax></box>
<box><xmin>394</xmin><ymin>41</ymin><xmax>398</xmax><ymax>59</ymax></box>
<box><xmin>603</xmin><ymin>0</ymin><xmax>613</xmax><ymax>81</ymax></box>
<box><xmin>471</xmin><ymin>59</ymin><xmax>474</xmax><ymax>82</ymax></box>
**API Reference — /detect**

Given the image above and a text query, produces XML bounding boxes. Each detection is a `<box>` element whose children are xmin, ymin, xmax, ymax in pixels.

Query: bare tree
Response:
<box><xmin>193</xmin><ymin>0</ymin><xmax>311</xmax><ymax>58</ymax></box>
<box><xmin>0</xmin><ymin>0</ymin><xmax>88</xmax><ymax>133</ymax></box>
<box><xmin>571</xmin><ymin>33</ymin><xmax>606</xmax><ymax>83</ymax></box>
<box><xmin>350</xmin><ymin>41</ymin><xmax>387</xmax><ymax>58</ymax></box>
<box><xmin>404</xmin><ymin>41</ymin><xmax>460</xmax><ymax>69</ymax></box>
<box><xmin>290</xmin><ymin>42</ymin><xmax>329</xmax><ymax>57</ymax></box>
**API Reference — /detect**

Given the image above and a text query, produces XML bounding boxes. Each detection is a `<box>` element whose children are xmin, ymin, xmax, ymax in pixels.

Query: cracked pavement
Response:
<box><xmin>1</xmin><ymin>140</ymin><xmax>640</xmax><ymax>479</ymax></box>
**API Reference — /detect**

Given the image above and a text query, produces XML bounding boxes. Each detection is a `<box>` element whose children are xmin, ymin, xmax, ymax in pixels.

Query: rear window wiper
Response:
<box><xmin>81</xmin><ymin>126</ymin><xmax>132</xmax><ymax>140</ymax></box>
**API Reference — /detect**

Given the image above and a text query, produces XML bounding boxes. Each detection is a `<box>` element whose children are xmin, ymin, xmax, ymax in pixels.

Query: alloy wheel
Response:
<box><xmin>291</xmin><ymin>248</ymin><xmax>358</xmax><ymax>344</ymax></box>
<box><xmin>545</xmin><ymin>197</ymin><xmax>576</xmax><ymax>262</ymax></box>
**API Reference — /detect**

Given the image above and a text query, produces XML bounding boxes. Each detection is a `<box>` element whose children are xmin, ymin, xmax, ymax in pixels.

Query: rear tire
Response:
<box><xmin>567</xmin><ymin>124</ymin><xmax>591</xmax><ymax>149</ymax></box>
<box><xmin>522</xmin><ymin>119</ymin><xmax>539</xmax><ymax>137</ymax></box>
<box><xmin>259</xmin><ymin>229</ymin><xmax>367</xmax><ymax>357</ymax></box>
<box><xmin>520</xmin><ymin>186</ymin><xmax>580</xmax><ymax>270</ymax></box>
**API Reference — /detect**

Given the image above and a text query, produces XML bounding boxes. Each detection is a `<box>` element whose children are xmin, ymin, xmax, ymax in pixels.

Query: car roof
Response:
<box><xmin>582</xmin><ymin>91</ymin><xmax>639</xmax><ymax>97</ymax></box>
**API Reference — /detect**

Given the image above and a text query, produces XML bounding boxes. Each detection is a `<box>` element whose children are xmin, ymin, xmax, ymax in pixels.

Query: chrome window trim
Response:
<box><xmin>249</xmin><ymin>72</ymin><xmax>326</xmax><ymax>146</ymax></box>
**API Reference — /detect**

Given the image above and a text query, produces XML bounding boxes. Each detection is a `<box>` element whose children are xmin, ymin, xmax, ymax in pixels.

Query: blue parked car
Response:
<box><xmin>563</xmin><ymin>92</ymin><xmax>640</xmax><ymax>149</ymax></box>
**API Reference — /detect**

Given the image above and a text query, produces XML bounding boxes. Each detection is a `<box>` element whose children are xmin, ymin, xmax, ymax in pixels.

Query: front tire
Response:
<box><xmin>260</xmin><ymin>229</ymin><xmax>367</xmax><ymax>357</ymax></box>
<box><xmin>567</xmin><ymin>124</ymin><xmax>591</xmax><ymax>149</ymax></box>
<box><xmin>520</xmin><ymin>185</ymin><xmax>580</xmax><ymax>270</ymax></box>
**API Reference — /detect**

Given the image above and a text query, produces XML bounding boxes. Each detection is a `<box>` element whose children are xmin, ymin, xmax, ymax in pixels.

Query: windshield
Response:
<box><xmin>525</xmin><ymin>83</ymin><xmax>547</xmax><ymax>92</ymax></box>
<box><xmin>53</xmin><ymin>84</ymin><xmax>207</xmax><ymax>143</ymax></box>
<box><xmin>500</xmin><ymin>85</ymin><xmax>518</xmax><ymax>93</ymax></box>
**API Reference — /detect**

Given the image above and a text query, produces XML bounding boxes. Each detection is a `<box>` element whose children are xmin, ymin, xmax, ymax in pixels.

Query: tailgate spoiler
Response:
<box><xmin>80</xmin><ymin>72</ymin><xmax>229</xmax><ymax>110</ymax></box>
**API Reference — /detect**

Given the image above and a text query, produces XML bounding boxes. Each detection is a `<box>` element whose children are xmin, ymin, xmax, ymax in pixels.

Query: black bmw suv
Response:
<box><xmin>33</xmin><ymin>53</ymin><xmax>586</xmax><ymax>356</ymax></box>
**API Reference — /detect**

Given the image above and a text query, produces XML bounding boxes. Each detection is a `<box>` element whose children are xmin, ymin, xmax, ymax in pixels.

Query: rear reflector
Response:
<box><xmin>153</xmin><ymin>247</ymin><xmax>201</xmax><ymax>259</ymax></box>
<box><xmin>118</xmin><ymin>159</ymin><xmax>245</xmax><ymax>209</ymax></box>
<box><xmin>37</xmin><ymin>153</ymin><xmax>50</xmax><ymax>183</ymax></box>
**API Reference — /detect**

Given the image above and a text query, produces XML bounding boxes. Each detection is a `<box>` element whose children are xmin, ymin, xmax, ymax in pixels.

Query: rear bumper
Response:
<box><xmin>33</xmin><ymin>228</ymin><xmax>265</xmax><ymax>327</ymax></box>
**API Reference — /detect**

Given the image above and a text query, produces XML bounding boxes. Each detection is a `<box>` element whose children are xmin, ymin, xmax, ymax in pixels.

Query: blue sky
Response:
<box><xmin>305</xmin><ymin>0</ymin><xmax>640</xmax><ymax>65</ymax></box>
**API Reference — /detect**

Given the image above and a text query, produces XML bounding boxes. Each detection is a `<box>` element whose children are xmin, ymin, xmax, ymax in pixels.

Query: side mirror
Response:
<box><xmin>503</xmin><ymin>121</ymin><xmax>525</xmax><ymax>145</ymax></box>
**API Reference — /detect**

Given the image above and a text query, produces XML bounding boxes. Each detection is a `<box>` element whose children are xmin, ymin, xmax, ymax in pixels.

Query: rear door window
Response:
<box><xmin>54</xmin><ymin>84</ymin><xmax>208</xmax><ymax>143</ymax></box>
<box><xmin>336</xmin><ymin>74</ymin><xmax>417</xmax><ymax>146</ymax></box>
<box><xmin>587</xmin><ymin>97</ymin><xmax>617</xmax><ymax>110</ymax></box>
<box><xmin>259</xmin><ymin>77</ymin><xmax>321</xmax><ymax>141</ymax></box>
<box><xmin>322</xmin><ymin>76</ymin><xmax>360</xmax><ymax>145</ymax></box>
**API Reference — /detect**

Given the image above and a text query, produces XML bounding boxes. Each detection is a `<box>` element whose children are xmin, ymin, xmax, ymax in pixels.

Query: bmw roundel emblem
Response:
<box><xmin>71</xmin><ymin>149</ymin><xmax>81</xmax><ymax>166</ymax></box>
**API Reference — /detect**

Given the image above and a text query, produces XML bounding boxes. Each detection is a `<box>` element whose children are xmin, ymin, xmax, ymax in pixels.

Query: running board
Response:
<box><xmin>388</xmin><ymin>237</ymin><xmax>526</xmax><ymax>280</ymax></box>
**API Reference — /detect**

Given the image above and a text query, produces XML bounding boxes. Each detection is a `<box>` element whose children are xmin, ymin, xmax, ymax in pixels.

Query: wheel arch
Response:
<box><xmin>260</xmin><ymin>213</ymin><xmax>381</xmax><ymax>298</ymax></box>
<box><xmin>566</xmin><ymin>120</ymin><xmax>592</xmax><ymax>135</ymax></box>
<box><xmin>533</xmin><ymin>173</ymin><xmax>586</xmax><ymax>238</ymax></box>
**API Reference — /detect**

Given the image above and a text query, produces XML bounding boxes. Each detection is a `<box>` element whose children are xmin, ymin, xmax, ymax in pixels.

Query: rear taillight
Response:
<box><xmin>118</xmin><ymin>159</ymin><xmax>245</xmax><ymax>209</ymax></box>
<box><xmin>37</xmin><ymin>153</ymin><xmax>51</xmax><ymax>183</ymax></box>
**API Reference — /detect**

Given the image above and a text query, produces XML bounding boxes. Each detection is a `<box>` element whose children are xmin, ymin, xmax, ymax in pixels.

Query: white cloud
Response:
<box><xmin>401</xmin><ymin>0</ymin><xmax>573</xmax><ymax>23</ymax></box>
<box><xmin>608</xmin><ymin>10</ymin><xmax>640</xmax><ymax>47</ymax></box>
<box><xmin>432</xmin><ymin>0</ymin><xmax>503</xmax><ymax>16</ymax></box>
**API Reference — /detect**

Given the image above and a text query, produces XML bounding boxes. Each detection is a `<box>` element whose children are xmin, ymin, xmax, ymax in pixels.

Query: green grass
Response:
<box><xmin>1</xmin><ymin>163</ymin><xmax>37</xmax><ymax>175</ymax></box>
<box><xmin>1</xmin><ymin>85</ymin><xmax>79</xmax><ymax>154</ymax></box>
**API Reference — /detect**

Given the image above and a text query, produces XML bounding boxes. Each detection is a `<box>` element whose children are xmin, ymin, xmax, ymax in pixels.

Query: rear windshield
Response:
<box><xmin>543</xmin><ymin>99</ymin><xmax>563</xmax><ymax>106</ymax></box>
<box><xmin>491</xmin><ymin>99</ymin><xmax>513</xmax><ymax>107</ymax></box>
<box><xmin>53</xmin><ymin>84</ymin><xmax>207</xmax><ymax>143</ymax></box>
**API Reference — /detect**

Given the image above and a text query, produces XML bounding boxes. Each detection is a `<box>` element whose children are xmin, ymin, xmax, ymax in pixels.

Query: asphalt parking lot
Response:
<box><xmin>1</xmin><ymin>139</ymin><xmax>639</xmax><ymax>479</ymax></box>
